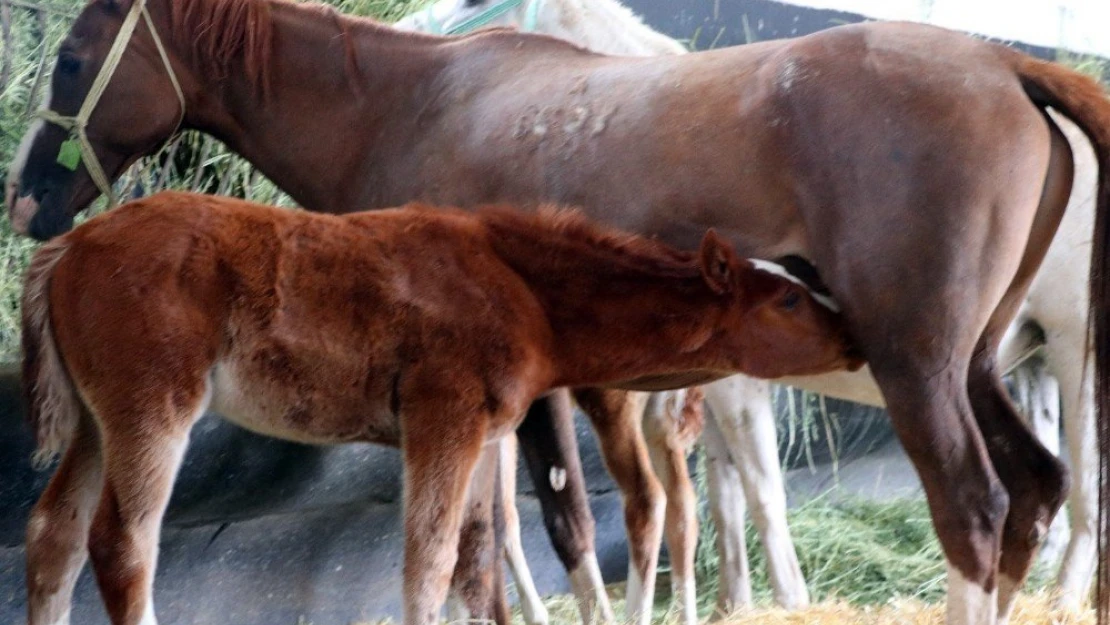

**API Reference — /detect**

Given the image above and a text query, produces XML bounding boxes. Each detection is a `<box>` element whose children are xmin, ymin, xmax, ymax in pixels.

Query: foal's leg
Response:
<box><xmin>498</xmin><ymin>435</ymin><xmax>550</xmax><ymax>625</ymax></box>
<box><xmin>516</xmin><ymin>390</ymin><xmax>614</xmax><ymax>624</ymax></box>
<box><xmin>702</xmin><ymin>377</ymin><xmax>809</xmax><ymax>610</ymax></box>
<box><xmin>702</xmin><ymin>408</ymin><xmax>753</xmax><ymax>615</ymax></box>
<box><xmin>402</xmin><ymin>419</ymin><xmax>488</xmax><ymax>625</ymax></box>
<box><xmin>573</xmin><ymin>387</ymin><xmax>662</xmax><ymax>625</ymax></box>
<box><xmin>87</xmin><ymin>389</ymin><xmax>211</xmax><ymax>625</ymax></box>
<box><xmin>448</xmin><ymin>444</ymin><xmax>510</xmax><ymax>624</ymax></box>
<box><xmin>26</xmin><ymin>409</ymin><xmax>103</xmax><ymax>625</ymax></box>
<box><xmin>642</xmin><ymin>390</ymin><xmax>699</xmax><ymax>625</ymax></box>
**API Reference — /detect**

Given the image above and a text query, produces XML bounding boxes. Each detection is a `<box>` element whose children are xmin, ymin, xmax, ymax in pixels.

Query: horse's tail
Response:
<box><xmin>1011</xmin><ymin>51</ymin><xmax>1110</xmax><ymax>620</ymax></box>
<box><xmin>21</xmin><ymin>236</ymin><xmax>79</xmax><ymax>470</ymax></box>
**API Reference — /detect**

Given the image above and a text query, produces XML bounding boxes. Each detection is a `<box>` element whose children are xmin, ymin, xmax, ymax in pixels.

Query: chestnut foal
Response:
<box><xmin>22</xmin><ymin>192</ymin><xmax>859</xmax><ymax>625</ymax></box>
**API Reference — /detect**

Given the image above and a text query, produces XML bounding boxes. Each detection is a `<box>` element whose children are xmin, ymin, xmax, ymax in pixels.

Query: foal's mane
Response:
<box><xmin>477</xmin><ymin>206</ymin><xmax>702</xmax><ymax>279</ymax></box>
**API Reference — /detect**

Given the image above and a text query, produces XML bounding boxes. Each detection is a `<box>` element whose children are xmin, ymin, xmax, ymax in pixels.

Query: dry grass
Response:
<box><xmin>354</xmin><ymin>592</ymin><xmax>1094</xmax><ymax>624</ymax></box>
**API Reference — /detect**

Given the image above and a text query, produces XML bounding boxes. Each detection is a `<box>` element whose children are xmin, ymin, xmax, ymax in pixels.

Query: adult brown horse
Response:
<box><xmin>6</xmin><ymin>0</ymin><xmax>1110</xmax><ymax>623</ymax></box>
<box><xmin>20</xmin><ymin>190</ymin><xmax>858</xmax><ymax>625</ymax></box>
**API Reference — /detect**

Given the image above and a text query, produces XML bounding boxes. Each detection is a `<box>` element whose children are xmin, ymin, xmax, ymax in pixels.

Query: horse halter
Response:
<box><xmin>421</xmin><ymin>0</ymin><xmax>542</xmax><ymax>36</ymax></box>
<box><xmin>36</xmin><ymin>0</ymin><xmax>184</xmax><ymax>210</ymax></box>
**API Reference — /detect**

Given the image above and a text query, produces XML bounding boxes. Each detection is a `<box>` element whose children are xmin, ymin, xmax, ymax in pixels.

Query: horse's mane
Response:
<box><xmin>476</xmin><ymin>205</ymin><xmax>701</xmax><ymax>279</ymax></box>
<box><xmin>169</xmin><ymin>0</ymin><xmax>274</xmax><ymax>89</ymax></box>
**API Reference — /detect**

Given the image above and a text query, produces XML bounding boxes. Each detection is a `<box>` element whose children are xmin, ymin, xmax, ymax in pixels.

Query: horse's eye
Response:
<box><xmin>780</xmin><ymin>291</ymin><xmax>801</xmax><ymax>311</ymax></box>
<box><xmin>464</xmin><ymin>0</ymin><xmax>485</xmax><ymax>6</ymax></box>
<box><xmin>57</xmin><ymin>53</ymin><xmax>81</xmax><ymax>75</ymax></box>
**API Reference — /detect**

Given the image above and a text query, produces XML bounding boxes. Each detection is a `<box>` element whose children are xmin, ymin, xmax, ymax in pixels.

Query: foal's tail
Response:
<box><xmin>21</xmin><ymin>236</ymin><xmax>79</xmax><ymax>470</ymax></box>
<box><xmin>1012</xmin><ymin>51</ymin><xmax>1110</xmax><ymax>620</ymax></box>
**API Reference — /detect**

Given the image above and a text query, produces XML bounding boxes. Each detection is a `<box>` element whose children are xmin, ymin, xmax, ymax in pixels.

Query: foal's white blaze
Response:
<box><xmin>568</xmin><ymin>552</ymin><xmax>614</xmax><ymax>624</ymax></box>
<box><xmin>7</xmin><ymin>84</ymin><xmax>51</xmax><ymax>234</ymax></box>
<box><xmin>945</xmin><ymin>563</ymin><xmax>997</xmax><ymax>625</ymax></box>
<box><xmin>747</xmin><ymin>258</ymin><xmax>841</xmax><ymax>312</ymax></box>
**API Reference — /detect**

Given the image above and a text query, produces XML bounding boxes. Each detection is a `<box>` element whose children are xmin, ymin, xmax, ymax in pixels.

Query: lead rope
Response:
<box><xmin>36</xmin><ymin>0</ymin><xmax>184</xmax><ymax>210</ymax></box>
<box><xmin>416</xmin><ymin>0</ymin><xmax>542</xmax><ymax>36</ymax></box>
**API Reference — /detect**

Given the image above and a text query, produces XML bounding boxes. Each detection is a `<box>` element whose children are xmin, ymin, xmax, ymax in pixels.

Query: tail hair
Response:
<box><xmin>21</xmin><ymin>237</ymin><xmax>78</xmax><ymax>470</ymax></box>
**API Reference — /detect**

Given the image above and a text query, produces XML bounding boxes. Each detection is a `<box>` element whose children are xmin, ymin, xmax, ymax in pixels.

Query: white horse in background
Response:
<box><xmin>398</xmin><ymin>0</ymin><xmax>1101</xmax><ymax>621</ymax></box>
<box><xmin>397</xmin><ymin>2</ymin><xmax>809</xmax><ymax>624</ymax></box>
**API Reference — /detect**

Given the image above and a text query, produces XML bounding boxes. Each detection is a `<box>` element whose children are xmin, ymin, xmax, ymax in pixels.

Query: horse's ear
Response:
<box><xmin>698</xmin><ymin>229</ymin><xmax>738</xmax><ymax>295</ymax></box>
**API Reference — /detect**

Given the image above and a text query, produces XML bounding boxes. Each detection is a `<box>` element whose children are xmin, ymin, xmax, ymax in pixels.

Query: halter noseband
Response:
<box><xmin>420</xmin><ymin>0</ymin><xmax>542</xmax><ymax>36</ymax></box>
<box><xmin>36</xmin><ymin>0</ymin><xmax>184</xmax><ymax>210</ymax></box>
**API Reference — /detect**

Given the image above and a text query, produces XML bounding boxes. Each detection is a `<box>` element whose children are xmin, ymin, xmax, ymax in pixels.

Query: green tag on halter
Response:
<box><xmin>56</xmin><ymin>139</ymin><xmax>81</xmax><ymax>171</ymax></box>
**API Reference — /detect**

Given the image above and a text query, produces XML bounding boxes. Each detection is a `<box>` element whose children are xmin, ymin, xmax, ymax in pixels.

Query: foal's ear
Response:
<box><xmin>698</xmin><ymin>229</ymin><xmax>738</xmax><ymax>295</ymax></box>
<box><xmin>100</xmin><ymin>0</ymin><xmax>132</xmax><ymax>13</ymax></box>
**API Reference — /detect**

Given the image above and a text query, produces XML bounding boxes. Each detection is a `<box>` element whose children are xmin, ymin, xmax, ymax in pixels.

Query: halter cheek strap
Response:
<box><xmin>36</xmin><ymin>0</ymin><xmax>184</xmax><ymax>210</ymax></box>
<box><xmin>422</xmin><ymin>0</ymin><xmax>542</xmax><ymax>37</ymax></box>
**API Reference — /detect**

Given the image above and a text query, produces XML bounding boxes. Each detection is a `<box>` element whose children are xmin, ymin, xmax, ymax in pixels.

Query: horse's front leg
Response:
<box><xmin>402</xmin><ymin>409</ymin><xmax>489</xmax><ymax>625</ymax></box>
<box><xmin>516</xmin><ymin>390</ymin><xmax>615</xmax><ymax>624</ymax></box>
<box><xmin>573</xmin><ymin>387</ymin><xmax>662</xmax><ymax>625</ymax></box>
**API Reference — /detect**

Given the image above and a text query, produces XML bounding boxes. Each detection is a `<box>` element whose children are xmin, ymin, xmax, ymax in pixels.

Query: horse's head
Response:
<box><xmin>393</xmin><ymin>0</ymin><xmax>536</xmax><ymax>36</ymax></box>
<box><xmin>6</xmin><ymin>0</ymin><xmax>185</xmax><ymax>240</ymax></box>
<box><xmin>695</xmin><ymin>231</ymin><xmax>864</xmax><ymax>377</ymax></box>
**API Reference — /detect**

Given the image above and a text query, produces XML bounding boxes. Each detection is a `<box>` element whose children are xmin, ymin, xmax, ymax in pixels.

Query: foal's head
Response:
<box><xmin>695</xmin><ymin>231</ymin><xmax>862</xmax><ymax>377</ymax></box>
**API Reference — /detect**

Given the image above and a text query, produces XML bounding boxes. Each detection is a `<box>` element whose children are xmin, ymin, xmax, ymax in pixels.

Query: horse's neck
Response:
<box><xmin>537</xmin><ymin>0</ymin><xmax>686</xmax><ymax>56</ymax></box>
<box><xmin>179</xmin><ymin>1</ymin><xmax>444</xmax><ymax>213</ymax></box>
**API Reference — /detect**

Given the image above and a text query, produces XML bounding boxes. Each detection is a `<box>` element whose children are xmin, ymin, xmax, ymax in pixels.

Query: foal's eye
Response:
<box><xmin>780</xmin><ymin>291</ymin><xmax>801</xmax><ymax>311</ymax></box>
<box><xmin>57</xmin><ymin>53</ymin><xmax>81</xmax><ymax>75</ymax></box>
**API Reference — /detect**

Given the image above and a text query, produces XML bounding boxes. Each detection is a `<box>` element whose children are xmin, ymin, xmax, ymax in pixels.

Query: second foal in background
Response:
<box><xmin>397</xmin><ymin>0</ymin><xmax>810</xmax><ymax>621</ymax></box>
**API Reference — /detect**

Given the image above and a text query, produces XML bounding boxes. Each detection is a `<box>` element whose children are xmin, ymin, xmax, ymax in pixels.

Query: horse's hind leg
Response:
<box><xmin>702</xmin><ymin>405</ymin><xmax>753</xmax><ymax>615</ymax></box>
<box><xmin>27</xmin><ymin>408</ymin><xmax>102</xmax><ymax>625</ymax></box>
<box><xmin>966</xmin><ymin>345</ymin><xmax>1068</xmax><ymax>624</ymax></box>
<box><xmin>642</xmin><ymin>390</ymin><xmax>700</xmax><ymax>625</ymax></box>
<box><xmin>702</xmin><ymin>377</ymin><xmax>809</xmax><ymax>610</ymax></box>
<box><xmin>573</xmin><ymin>387</ymin><xmax>661</xmax><ymax>625</ymax></box>
<box><xmin>516</xmin><ymin>390</ymin><xmax>614</xmax><ymax>624</ymax></box>
<box><xmin>1046</xmin><ymin>327</ymin><xmax>1098</xmax><ymax>610</ymax></box>
<box><xmin>87</xmin><ymin>388</ymin><xmax>210</xmax><ymax>625</ymax></box>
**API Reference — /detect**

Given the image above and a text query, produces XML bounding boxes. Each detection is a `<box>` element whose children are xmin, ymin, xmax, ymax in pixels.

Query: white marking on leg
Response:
<box><xmin>138</xmin><ymin>600</ymin><xmax>158</xmax><ymax>625</ymax></box>
<box><xmin>673</xmin><ymin>571</ymin><xmax>697</xmax><ymax>625</ymax></box>
<box><xmin>549</xmin><ymin>466</ymin><xmax>567</xmax><ymax>492</ymax></box>
<box><xmin>568</xmin><ymin>552</ymin><xmax>614</xmax><ymax>624</ymax></box>
<box><xmin>445</xmin><ymin>592</ymin><xmax>469</xmax><ymax>623</ymax></box>
<box><xmin>945</xmin><ymin>563</ymin><xmax>997</xmax><ymax>625</ymax></box>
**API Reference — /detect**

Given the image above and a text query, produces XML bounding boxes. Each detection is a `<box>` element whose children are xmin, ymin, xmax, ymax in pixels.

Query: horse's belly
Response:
<box><xmin>208</xmin><ymin>361</ymin><xmax>400</xmax><ymax>446</ymax></box>
<box><xmin>775</xmin><ymin>366</ymin><xmax>884</xmax><ymax>408</ymax></box>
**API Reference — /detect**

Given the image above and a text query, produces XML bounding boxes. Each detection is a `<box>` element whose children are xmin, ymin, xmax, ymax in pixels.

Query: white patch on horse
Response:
<box><xmin>6</xmin><ymin>83</ymin><xmax>52</xmax><ymax>211</ymax></box>
<box><xmin>568</xmin><ymin>552</ymin><xmax>615</xmax><ymax>625</ymax></box>
<box><xmin>777</xmin><ymin>59</ymin><xmax>798</xmax><ymax>91</ymax></box>
<box><xmin>945</xmin><ymin>563</ymin><xmax>996</xmax><ymax>625</ymax></box>
<box><xmin>548</xmin><ymin>465</ymin><xmax>567</xmax><ymax>491</ymax></box>
<box><xmin>747</xmin><ymin>258</ymin><xmax>841</xmax><ymax>312</ymax></box>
